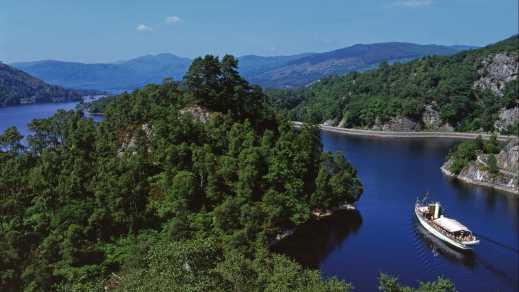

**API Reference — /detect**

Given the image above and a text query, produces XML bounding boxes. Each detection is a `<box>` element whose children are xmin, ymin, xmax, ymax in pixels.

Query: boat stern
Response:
<box><xmin>463</xmin><ymin>239</ymin><xmax>480</xmax><ymax>246</ymax></box>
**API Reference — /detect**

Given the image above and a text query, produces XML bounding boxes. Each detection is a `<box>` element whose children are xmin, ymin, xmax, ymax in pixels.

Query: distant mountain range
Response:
<box><xmin>245</xmin><ymin>43</ymin><xmax>477</xmax><ymax>88</ymax></box>
<box><xmin>0</xmin><ymin>62</ymin><xmax>96</xmax><ymax>107</ymax></box>
<box><xmin>12</xmin><ymin>42</ymin><xmax>476</xmax><ymax>90</ymax></box>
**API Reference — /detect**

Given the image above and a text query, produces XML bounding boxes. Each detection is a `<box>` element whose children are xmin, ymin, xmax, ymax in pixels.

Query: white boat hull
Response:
<box><xmin>415</xmin><ymin>208</ymin><xmax>476</xmax><ymax>250</ymax></box>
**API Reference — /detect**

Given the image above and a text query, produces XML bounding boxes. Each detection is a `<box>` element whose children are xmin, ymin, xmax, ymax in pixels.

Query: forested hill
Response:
<box><xmin>0</xmin><ymin>62</ymin><xmax>94</xmax><ymax>107</ymax></box>
<box><xmin>271</xmin><ymin>35</ymin><xmax>518</xmax><ymax>134</ymax></box>
<box><xmin>0</xmin><ymin>55</ymin><xmax>366</xmax><ymax>291</ymax></box>
<box><xmin>245</xmin><ymin>42</ymin><xmax>472</xmax><ymax>88</ymax></box>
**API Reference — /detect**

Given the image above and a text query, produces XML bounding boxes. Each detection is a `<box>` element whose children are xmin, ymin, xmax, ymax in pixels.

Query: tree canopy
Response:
<box><xmin>0</xmin><ymin>55</ymin><xmax>364</xmax><ymax>291</ymax></box>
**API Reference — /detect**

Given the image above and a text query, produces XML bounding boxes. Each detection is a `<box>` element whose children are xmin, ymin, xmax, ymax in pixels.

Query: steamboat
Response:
<box><xmin>415</xmin><ymin>198</ymin><xmax>479</xmax><ymax>250</ymax></box>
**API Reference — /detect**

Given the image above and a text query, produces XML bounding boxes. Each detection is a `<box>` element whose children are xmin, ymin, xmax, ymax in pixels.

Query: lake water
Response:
<box><xmin>274</xmin><ymin>132</ymin><xmax>519</xmax><ymax>292</ymax></box>
<box><xmin>0</xmin><ymin>102</ymin><xmax>102</xmax><ymax>138</ymax></box>
<box><xmin>1</xmin><ymin>103</ymin><xmax>517</xmax><ymax>291</ymax></box>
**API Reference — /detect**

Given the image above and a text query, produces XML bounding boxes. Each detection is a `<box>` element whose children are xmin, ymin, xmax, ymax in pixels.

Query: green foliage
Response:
<box><xmin>502</xmin><ymin>79</ymin><xmax>518</xmax><ymax>109</ymax></box>
<box><xmin>503</xmin><ymin>121</ymin><xmax>519</xmax><ymax>136</ymax></box>
<box><xmin>269</xmin><ymin>35</ymin><xmax>518</xmax><ymax>132</ymax></box>
<box><xmin>81</xmin><ymin>95</ymin><xmax>119</xmax><ymax>114</ymax></box>
<box><xmin>378</xmin><ymin>273</ymin><xmax>456</xmax><ymax>292</ymax></box>
<box><xmin>0</xmin><ymin>127</ymin><xmax>24</xmax><ymax>153</ymax></box>
<box><xmin>484</xmin><ymin>134</ymin><xmax>500</xmax><ymax>154</ymax></box>
<box><xmin>185</xmin><ymin>55</ymin><xmax>264</xmax><ymax>120</ymax></box>
<box><xmin>447</xmin><ymin>134</ymin><xmax>502</xmax><ymax>174</ymax></box>
<box><xmin>447</xmin><ymin>140</ymin><xmax>480</xmax><ymax>174</ymax></box>
<box><xmin>117</xmin><ymin>239</ymin><xmax>352</xmax><ymax>292</ymax></box>
<box><xmin>487</xmin><ymin>154</ymin><xmax>499</xmax><ymax>175</ymax></box>
<box><xmin>0</xmin><ymin>55</ymin><xmax>363</xmax><ymax>291</ymax></box>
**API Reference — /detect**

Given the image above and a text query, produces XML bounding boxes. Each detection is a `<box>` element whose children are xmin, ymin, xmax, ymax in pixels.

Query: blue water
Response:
<box><xmin>275</xmin><ymin>132</ymin><xmax>519</xmax><ymax>292</ymax></box>
<box><xmin>0</xmin><ymin>102</ymin><xmax>102</xmax><ymax>138</ymax></box>
<box><xmin>0</xmin><ymin>102</ymin><xmax>79</xmax><ymax>137</ymax></box>
<box><xmin>1</xmin><ymin>104</ymin><xmax>518</xmax><ymax>291</ymax></box>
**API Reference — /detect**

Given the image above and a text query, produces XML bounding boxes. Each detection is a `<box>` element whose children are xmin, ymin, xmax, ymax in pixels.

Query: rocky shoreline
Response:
<box><xmin>441</xmin><ymin>164</ymin><xmax>518</xmax><ymax>195</ymax></box>
<box><xmin>441</xmin><ymin>138</ymin><xmax>519</xmax><ymax>195</ymax></box>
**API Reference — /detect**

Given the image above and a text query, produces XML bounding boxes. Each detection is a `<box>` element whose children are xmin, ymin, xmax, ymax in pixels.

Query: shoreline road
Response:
<box><xmin>292</xmin><ymin>122</ymin><xmax>515</xmax><ymax>142</ymax></box>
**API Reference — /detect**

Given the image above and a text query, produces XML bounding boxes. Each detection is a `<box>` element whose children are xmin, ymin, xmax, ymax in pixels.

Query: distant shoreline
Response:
<box><xmin>292</xmin><ymin>122</ymin><xmax>515</xmax><ymax>142</ymax></box>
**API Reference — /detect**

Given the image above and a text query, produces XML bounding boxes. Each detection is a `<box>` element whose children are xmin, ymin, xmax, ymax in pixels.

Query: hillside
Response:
<box><xmin>12</xmin><ymin>42</ymin><xmax>471</xmax><ymax>91</ymax></box>
<box><xmin>247</xmin><ymin>43</ymin><xmax>471</xmax><ymax>88</ymax></box>
<box><xmin>442</xmin><ymin>136</ymin><xmax>518</xmax><ymax>194</ymax></box>
<box><xmin>0</xmin><ymin>62</ymin><xmax>93</xmax><ymax>107</ymax></box>
<box><xmin>275</xmin><ymin>35</ymin><xmax>518</xmax><ymax>134</ymax></box>
<box><xmin>13</xmin><ymin>54</ymin><xmax>192</xmax><ymax>91</ymax></box>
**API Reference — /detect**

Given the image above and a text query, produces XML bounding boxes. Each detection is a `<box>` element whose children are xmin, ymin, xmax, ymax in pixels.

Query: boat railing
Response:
<box><xmin>416</xmin><ymin>205</ymin><xmax>476</xmax><ymax>243</ymax></box>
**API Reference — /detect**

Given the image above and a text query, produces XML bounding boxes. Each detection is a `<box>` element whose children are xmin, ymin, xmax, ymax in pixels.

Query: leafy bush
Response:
<box><xmin>378</xmin><ymin>273</ymin><xmax>456</xmax><ymax>292</ymax></box>
<box><xmin>447</xmin><ymin>134</ymin><xmax>502</xmax><ymax>174</ymax></box>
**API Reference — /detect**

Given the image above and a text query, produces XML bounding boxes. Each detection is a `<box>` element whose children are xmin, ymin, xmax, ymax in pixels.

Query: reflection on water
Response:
<box><xmin>413</xmin><ymin>220</ymin><xmax>476</xmax><ymax>269</ymax></box>
<box><xmin>271</xmin><ymin>210</ymin><xmax>362</xmax><ymax>268</ymax></box>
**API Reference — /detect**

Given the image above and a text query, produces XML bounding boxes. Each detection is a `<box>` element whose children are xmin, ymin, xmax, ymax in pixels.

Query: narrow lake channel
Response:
<box><xmin>274</xmin><ymin>132</ymin><xmax>519</xmax><ymax>292</ymax></box>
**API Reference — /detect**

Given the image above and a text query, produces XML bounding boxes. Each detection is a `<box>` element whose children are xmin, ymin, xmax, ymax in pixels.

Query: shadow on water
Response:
<box><xmin>271</xmin><ymin>209</ymin><xmax>362</xmax><ymax>269</ymax></box>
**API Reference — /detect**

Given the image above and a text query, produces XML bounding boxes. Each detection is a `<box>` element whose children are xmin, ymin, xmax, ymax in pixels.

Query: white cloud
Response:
<box><xmin>166</xmin><ymin>16</ymin><xmax>181</xmax><ymax>24</ymax></box>
<box><xmin>136</xmin><ymin>24</ymin><xmax>153</xmax><ymax>32</ymax></box>
<box><xmin>395</xmin><ymin>0</ymin><xmax>432</xmax><ymax>7</ymax></box>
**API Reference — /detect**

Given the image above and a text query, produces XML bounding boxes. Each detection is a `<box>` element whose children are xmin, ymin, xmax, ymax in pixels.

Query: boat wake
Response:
<box><xmin>473</xmin><ymin>233</ymin><xmax>519</xmax><ymax>254</ymax></box>
<box><xmin>411</xmin><ymin>214</ymin><xmax>518</xmax><ymax>290</ymax></box>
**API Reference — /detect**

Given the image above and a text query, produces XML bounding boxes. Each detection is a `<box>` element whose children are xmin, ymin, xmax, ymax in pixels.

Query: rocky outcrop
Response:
<box><xmin>370</xmin><ymin>116</ymin><xmax>421</xmax><ymax>131</ymax></box>
<box><xmin>422</xmin><ymin>104</ymin><xmax>442</xmax><ymax>129</ymax></box>
<box><xmin>337</xmin><ymin>119</ymin><xmax>347</xmax><ymax>128</ymax></box>
<box><xmin>494</xmin><ymin>106</ymin><xmax>519</xmax><ymax>133</ymax></box>
<box><xmin>496</xmin><ymin>138</ymin><xmax>519</xmax><ymax>173</ymax></box>
<box><xmin>420</xmin><ymin>104</ymin><xmax>455</xmax><ymax>131</ymax></box>
<box><xmin>441</xmin><ymin>138</ymin><xmax>519</xmax><ymax>194</ymax></box>
<box><xmin>179</xmin><ymin>105</ymin><xmax>211</xmax><ymax>124</ymax></box>
<box><xmin>322</xmin><ymin>119</ymin><xmax>338</xmax><ymax>127</ymax></box>
<box><xmin>438</xmin><ymin>123</ymin><xmax>455</xmax><ymax>132</ymax></box>
<box><xmin>118</xmin><ymin>123</ymin><xmax>153</xmax><ymax>156</ymax></box>
<box><xmin>473</xmin><ymin>53</ymin><xmax>518</xmax><ymax>97</ymax></box>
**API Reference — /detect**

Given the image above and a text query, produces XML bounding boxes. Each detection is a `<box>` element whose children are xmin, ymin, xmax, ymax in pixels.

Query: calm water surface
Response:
<box><xmin>0</xmin><ymin>102</ymin><xmax>102</xmax><ymax>137</ymax></box>
<box><xmin>1</xmin><ymin>104</ymin><xmax>518</xmax><ymax>291</ymax></box>
<box><xmin>275</xmin><ymin>132</ymin><xmax>519</xmax><ymax>292</ymax></box>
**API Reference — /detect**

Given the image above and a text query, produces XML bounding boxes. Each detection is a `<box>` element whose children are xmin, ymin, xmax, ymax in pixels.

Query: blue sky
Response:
<box><xmin>1</xmin><ymin>0</ymin><xmax>517</xmax><ymax>63</ymax></box>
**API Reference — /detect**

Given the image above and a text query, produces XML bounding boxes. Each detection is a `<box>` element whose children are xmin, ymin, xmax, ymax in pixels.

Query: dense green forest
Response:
<box><xmin>269</xmin><ymin>35</ymin><xmax>518</xmax><ymax>133</ymax></box>
<box><xmin>0</xmin><ymin>55</ymin><xmax>364</xmax><ymax>291</ymax></box>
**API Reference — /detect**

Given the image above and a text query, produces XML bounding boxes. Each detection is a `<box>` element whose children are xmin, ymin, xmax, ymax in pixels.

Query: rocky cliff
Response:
<box><xmin>441</xmin><ymin>138</ymin><xmax>519</xmax><ymax>194</ymax></box>
<box><xmin>494</xmin><ymin>107</ymin><xmax>519</xmax><ymax>133</ymax></box>
<box><xmin>326</xmin><ymin>49</ymin><xmax>518</xmax><ymax>133</ymax></box>
<box><xmin>473</xmin><ymin>53</ymin><xmax>518</xmax><ymax>97</ymax></box>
